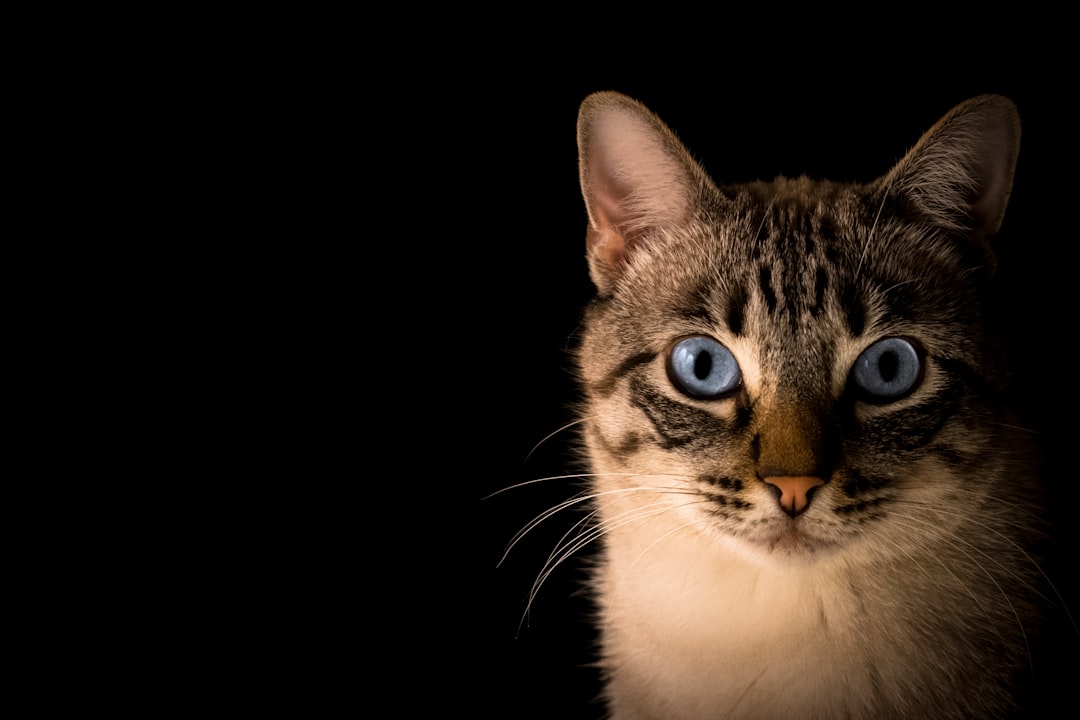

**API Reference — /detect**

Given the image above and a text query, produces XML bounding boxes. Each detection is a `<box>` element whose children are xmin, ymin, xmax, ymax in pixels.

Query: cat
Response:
<box><xmin>560</xmin><ymin>91</ymin><xmax>1055</xmax><ymax>719</ymax></box>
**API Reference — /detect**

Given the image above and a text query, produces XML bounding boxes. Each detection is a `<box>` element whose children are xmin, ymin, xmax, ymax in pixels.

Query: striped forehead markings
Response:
<box><xmin>726</xmin><ymin>283</ymin><xmax>748</xmax><ymax>337</ymax></box>
<box><xmin>812</xmin><ymin>267</ymin><xmax>828</xmax><ymax>317</ymax></box>
<box><xmin>747</xmin><ymin>251</ymin><xmax>868</xmax><ymax>339</ymax></box>
<box><xmin>758</xmin><ymin>266</ymin><xmax>778</xmax><ymax>314</ymax></box>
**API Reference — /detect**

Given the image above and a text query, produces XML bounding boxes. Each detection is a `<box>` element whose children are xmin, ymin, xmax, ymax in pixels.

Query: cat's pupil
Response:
<box><xmin>694</xmin><ymin>352</ymin><xmax>713</xmax><ymax>380</ymax></box>
<box><xmin>878</xmin><ymin>351</ymin><xmax>898</xmax><ymax>382</ymax></box>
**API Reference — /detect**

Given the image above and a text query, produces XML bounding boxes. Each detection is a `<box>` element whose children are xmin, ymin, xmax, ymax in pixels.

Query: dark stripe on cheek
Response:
<box><xmin>590</xmin><ymin>424</ymin><xmax>645</xmax><ymax>465</ymax></box>
<box><xmin>925</xmin><ymin>443</ymin><xmax>983</xmax><ymax>471</ymax></box>
<box><xmin>629</xmin><ymin>376</ymin><xmax>733</xmax><ymax>450</ymax></box>
<box><xmin>861</xmin><ymin>379</ymin><xmax>963</xmax><ymax>453</ymax></box>
<box><xmin>937</xmin><ymin>357</ymin><xmax>1002</xmax><ymax>403</ymax></box>
<box><xmin>590</xmin><ymin>351</ymin><xmax>656</xmax><ymax>397</ymax></box>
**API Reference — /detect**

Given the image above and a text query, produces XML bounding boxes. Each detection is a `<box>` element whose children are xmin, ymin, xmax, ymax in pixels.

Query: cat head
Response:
<box><xmin>575</xmin><ymin>92</ymin><xmax>1025</xmax><ymax>561</ymax></box>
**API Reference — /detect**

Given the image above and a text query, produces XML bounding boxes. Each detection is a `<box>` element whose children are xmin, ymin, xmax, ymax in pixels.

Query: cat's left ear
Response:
<box><xmin>883</xmin><ymin>94</ymin><xmax>1021</xmax><ymax>242</ymax></box>
<box><xmin>577</xmin><ymin>92</ymin><xmax>712</xmax><ymax>295</ymax></box>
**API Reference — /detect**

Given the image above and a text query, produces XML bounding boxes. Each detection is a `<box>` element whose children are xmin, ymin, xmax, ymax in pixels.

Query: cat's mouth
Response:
<box><xmin>754</xmin><ymin>520</ymin><xmax>834</xmax><ymax>556</ymax></box>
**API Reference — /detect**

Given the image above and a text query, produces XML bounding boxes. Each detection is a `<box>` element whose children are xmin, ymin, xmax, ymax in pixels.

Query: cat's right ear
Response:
<box><xmin>577</xmin><ymin>92</ymin><xmax>709</xmax><ymax>295</ymax></box>
<box><xmin>882</xmin><ymin>94</ymin><xmax>1021</xmax><ymax>244</ymax></box>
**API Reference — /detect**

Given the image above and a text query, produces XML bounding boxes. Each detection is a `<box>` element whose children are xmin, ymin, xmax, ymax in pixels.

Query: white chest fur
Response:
<box><xmin>597</xmin><ymin>523</ymin><xmax>928</xmax><ymax>720</ymax></box>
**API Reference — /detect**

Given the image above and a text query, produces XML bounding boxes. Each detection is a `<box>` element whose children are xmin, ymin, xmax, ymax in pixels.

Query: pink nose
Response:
<box><xmin>763</xmin><ymin>476</ymin><xmax>825</xmax><ymax>517</ymax></box>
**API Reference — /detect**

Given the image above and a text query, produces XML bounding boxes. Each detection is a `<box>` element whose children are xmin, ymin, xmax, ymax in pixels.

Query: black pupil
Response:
<box><xmin>878</xmin><ymin>350</ymin><xmax>898</xmax><ymax>382</ymax></box>
<box><xmin>694</xmin><ymin>351</ymin><xmax>713</xmax><ymax>380</ymax></box>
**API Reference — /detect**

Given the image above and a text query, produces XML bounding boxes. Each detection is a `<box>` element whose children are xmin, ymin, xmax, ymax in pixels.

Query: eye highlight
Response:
<box><xmin>667</xmin><ymin>336</ymin><xmax>742</xmax><ymax>399</ymax></box>
<box><xmin>851</xmin><ymin>337</ymin><xmax>922</xmax><ymax>402</ymax></box>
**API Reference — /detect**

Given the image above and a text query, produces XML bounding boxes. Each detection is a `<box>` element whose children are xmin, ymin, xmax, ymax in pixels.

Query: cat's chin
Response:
<box><xmin>744</xmin><ymin>522</ymin><xmax>838</xmax><ymax>561</ymax></box>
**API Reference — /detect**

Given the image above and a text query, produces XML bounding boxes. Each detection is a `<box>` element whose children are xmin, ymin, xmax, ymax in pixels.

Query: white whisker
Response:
<box><xmin>480</xmin><ymin>473</ymin><xmax>594</xmax><ymax>503</ymax></box>
<box><xmin>521</xmin><ymin>417</ymin><xmax>591</xmax><ymax>466</ymax></box>
<box><xmin>856</xmin><ymin>180</ymin><xmax>891</xmax><ymax>279</ymax></box>
<box><xmin>519</xmin><ymin>485</ymin><xmax>698</xmax><ymax>630</ymax></box>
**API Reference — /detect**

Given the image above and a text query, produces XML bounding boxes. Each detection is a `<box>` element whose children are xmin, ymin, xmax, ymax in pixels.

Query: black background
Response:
<box><xmin>283</xmin><ymin>42</ymin><xmax>1079</xmax><ymax>718</ymax></box>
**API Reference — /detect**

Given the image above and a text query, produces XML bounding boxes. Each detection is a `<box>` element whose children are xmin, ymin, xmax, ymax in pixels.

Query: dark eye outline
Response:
<box><xmin>666</xmin><ymin>335</ymin><xmax>742</xmax><ymax>400</ymax></box>
<box><xmin>850</xmin><ymin>336</ymin><xmax>924</xmax><ymax>404</ymax></box>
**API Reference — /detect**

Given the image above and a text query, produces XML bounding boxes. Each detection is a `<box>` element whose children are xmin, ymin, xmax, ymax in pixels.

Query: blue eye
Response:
<box><xmin>852</xmin><ymin>337</ymin><xmax>922</xmax><ymax>402</ymax></box>
<box><xmin>667</xmin><ymin>336</ymin><xmax>742</xmax><ymax>399</ymax></box>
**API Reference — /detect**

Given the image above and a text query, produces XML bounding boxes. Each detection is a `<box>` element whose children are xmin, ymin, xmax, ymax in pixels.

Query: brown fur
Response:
<box><xmin>573</xmin><ymin>92</ymin><xmax>1046</xmax><ymax>719</ymax></box>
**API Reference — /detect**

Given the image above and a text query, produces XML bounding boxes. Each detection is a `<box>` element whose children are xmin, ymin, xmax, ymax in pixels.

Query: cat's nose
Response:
<box><xmin>762</xmin><ymin>476</ymin><xmax>825</xmax><ymax>517</ymax></box>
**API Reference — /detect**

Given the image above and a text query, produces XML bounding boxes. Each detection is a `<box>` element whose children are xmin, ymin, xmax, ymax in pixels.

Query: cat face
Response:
<box><xmin>581</xmin><ymin>185</ymin><xmax>1007</xmax><ymax>563</ymax></box>
<box><xmin>576</xmin><ymin>93</ymin><xmax>1024</xmax><ymax>565</ymax></box>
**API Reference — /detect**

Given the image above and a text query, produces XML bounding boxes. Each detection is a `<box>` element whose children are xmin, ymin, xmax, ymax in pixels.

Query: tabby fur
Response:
<box><xmin>574</xmin><ymin>91</ymin><xmax>1043</xmax><ymax>719</ymax></box>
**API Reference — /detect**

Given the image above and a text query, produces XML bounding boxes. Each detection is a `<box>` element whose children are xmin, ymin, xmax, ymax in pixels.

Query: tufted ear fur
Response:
<box><xmin>883</xmin><ymin>95</ymin><xmax>1021</xmax><ymax>243</ymax></box>
<box><xmin>577</xmin><ymin>92</ymin><xmax>713</xmax><ymax>295</ymax></box>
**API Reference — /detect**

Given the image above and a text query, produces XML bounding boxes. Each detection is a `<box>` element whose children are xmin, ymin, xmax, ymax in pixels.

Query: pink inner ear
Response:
<box><xmin>583</xmin><ymin>110</ymin><xmax>692</xmax><ymax>264</ymax></box>
<box><xmin>595</xmin><ymin>134</ymin><xmax>688</xmax><ymax>228</ymax></box>
<box><xmin>589</xmin><ymin>168</ymin><xmax>633</xmax><ymax>236</ymax></box>
<box><xmin>585</xmin><ymin>166</ymin><xmax>637</xmax><ymax>269</ymax></box>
